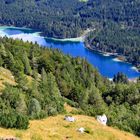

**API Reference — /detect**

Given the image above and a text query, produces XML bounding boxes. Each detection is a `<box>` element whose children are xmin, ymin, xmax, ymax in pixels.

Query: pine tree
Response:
<box><xmin>16</xmin><ymin>95</ymin><xmax>27</xmax><ymax>115</ymax></box>
<box><xmin>0</xmin><ymin>44</ymin><xmax>7</xmax><ymax>57</ymax></box>
<box><xmin>22</xmin><ymin>51</ymin><xmax>32</xmax><ymax>75</ymax></box>
<box><xmin>46</xmin><ymin>72</ymin><xmax>61</xmax><ymax>98</ymax></box>
<box><xmin>41</xmin><ymin>67</ymin><xmax>47</xmax><ymax>83</ymax></box>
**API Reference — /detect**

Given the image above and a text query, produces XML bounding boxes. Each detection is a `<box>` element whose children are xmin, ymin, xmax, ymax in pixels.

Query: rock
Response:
<box><xmin>97</xmin><ymin>114</ymin><xmax>107</xmax><ymax>125</ymax></box>
<box><xmin>64</xmin><ymin>116</ymin><xmax>75</xmax><ymax>122</ymax></box>
<box><xmin>77</xmin><ymin>127</ymin><xmax>85</xmax><ymax>133</ymax></box>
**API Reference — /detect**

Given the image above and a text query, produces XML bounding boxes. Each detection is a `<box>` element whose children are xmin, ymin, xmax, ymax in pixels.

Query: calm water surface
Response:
<box><xmin>0</xmin><ymin>26</ymin><xmax>139</xmax><ymax>78</ymax></box>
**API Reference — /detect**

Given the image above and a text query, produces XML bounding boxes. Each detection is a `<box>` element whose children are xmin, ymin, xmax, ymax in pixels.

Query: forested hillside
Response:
<box><xmin>0</xmin><ymin>37</ymin><xmax>140</xmax><ymax>136</ymax></box>
<box><xmin>0</xmin><ymin>0</ymin><xmax>139</xmax><ymax>38</ymax></box>
<box><xmin>0</xmin><ymin>0</ymin><xmax>140</xmax><ymax>68</ymax></box>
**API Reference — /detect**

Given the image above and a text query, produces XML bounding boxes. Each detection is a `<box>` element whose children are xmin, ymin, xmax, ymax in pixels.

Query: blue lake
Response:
<box><xmin>0</xmin><ymin>26</ymin><xmax>139</xmax><ymax>78</ymax></box>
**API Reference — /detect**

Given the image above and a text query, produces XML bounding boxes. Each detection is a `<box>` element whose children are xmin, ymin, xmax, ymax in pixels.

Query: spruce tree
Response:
<box><xmin>22</xmin><ymin>51</ymin><xmax>32</xmax><ymax>75</ymax></box>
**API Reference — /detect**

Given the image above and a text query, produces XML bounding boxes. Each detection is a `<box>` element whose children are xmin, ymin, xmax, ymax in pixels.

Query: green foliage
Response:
<box><xmin>22</xmin><ymin>51</ymin><xmax>32</xmax><ymax>75</ymax></box>
<box><xmin>28</xmin><ymin>98</ymin><xmax>41</xmax><ymax>119</ymax></box>
<box><xmin>85</xmin><ymin>21</ymin><xmax>140</xmax><ymax>67</ymax></box>
<box><xmin>103</xmin><ymin>83</ymin><xmax>140</xmax><ymax>136</ymax></box>
<box><xmin>0</xmin><ymin>37</ymin><xmax>139</xmax><ymax>136</ymax></box>
<box><xmin>0</xmin><ymin>111</ymin><xmax>29</xmax><ymax>129</ymax></box>
<box><xmin>113</xmin><ymin>72</ymin><xmax>128</xmax><ymax>84</ymax></box>
<box><xmin>15</xmin><ymin>113</ymin><xmax>29</xmax><ymax>129</ymax></box>
<box><xmin>0</xmin><ymin>37</ymin><xmax>105</xmax><ymax>129</ymax></box>
<box><xmin>0</xmin><ymin>0</ymin><xmax>140</xmax><ymax>68</ymax></box>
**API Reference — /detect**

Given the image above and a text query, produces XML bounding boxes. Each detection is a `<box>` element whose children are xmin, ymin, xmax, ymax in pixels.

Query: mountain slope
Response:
<box><xmin>0</xmin><ymin>115</ymin><xmax>140</xmax><ymax>140</ymax></box>
<box><xmin>0</xmin><ymin>67</ymin><xmax>16</xmax><ymax>91</ymax></box>
<box><xmin>0</xmin><ymin>37</ymin><xmax>140</xmax><ymax>137</ymax></box>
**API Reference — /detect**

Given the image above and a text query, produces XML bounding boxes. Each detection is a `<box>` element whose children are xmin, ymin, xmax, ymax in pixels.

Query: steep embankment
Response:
<box><xmin>0</xmin><ymin>115</ymin><xmax>139</xmax><ymax>140</ymax></box>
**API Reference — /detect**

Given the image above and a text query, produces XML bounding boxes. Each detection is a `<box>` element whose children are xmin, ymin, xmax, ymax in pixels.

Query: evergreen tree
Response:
<box><xmin>22</xmin><ymin>51</ymin><xmax>32</xmax><ymax>75</ymax></box>
<box><xmin>41</xmin><ymin>67</ymin><xmax>47</xmax><ymax>83</ymax></box>
<box><xmin>46</xmin><ymin>72</ymin><xmax>61</xmax><ymax>98</ymax></box>
<box><xmin>113</xmin><ymin>72</ymin><xmax>128</xmax><ymax>84</ymax></box>
<box><xmin>28</xmin><ymin>98</ymin><xmax>41</xmax><ymax>119</ymax></box>
<box><xmin>0</xmin><ymin>44</ymin><xmax>6</xmax><ymax>57</ymax></box>
<box><xmin>16</xmin><ymin>94</ymin><xmax>27</xmax><ymax>115</ymax></box>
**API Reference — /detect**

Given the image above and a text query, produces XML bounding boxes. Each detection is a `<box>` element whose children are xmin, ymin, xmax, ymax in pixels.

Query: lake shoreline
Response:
<box><xmin>109</xmin><ymin>77</ymin><xmax>139</xmax><ymax>82</ymax></box>
<box><xmin>45</xmin><ymin>36</ymin><xmax>84</xmax><ymax>42</ymax></box>
<box><xmin>85</xmin><ymin>43</ymin><xmax>140</xmax><ymax>73</ymax></box>
<box><xmin>0</xmin><ymin>25</ymin><xmax>139</xmax><ymax>78</ymax></box>
<box><xmin>0</xmin><ymin>24</ymin><xmax>94</xmax><ymax>42</ymax></box>
<box><xmin>45</xmin><ymin>28</ymin><xmax>94</xmax><ymax>42</ymax></box>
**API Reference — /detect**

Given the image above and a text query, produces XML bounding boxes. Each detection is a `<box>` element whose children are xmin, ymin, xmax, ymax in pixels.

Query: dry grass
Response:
<box><xmin>0</xmin><ymin>115</ymin><xmax>139</xmax><ymax>140</ymax></box>
<box><xmin>0</xmin><ymin>67</ymin><xmax>16</xmax><ymax>91</ymax></box>
<box><xmin>64</xmin><ymin>103</ymin><xmax>78</xmax><ymax>113</ymax></box>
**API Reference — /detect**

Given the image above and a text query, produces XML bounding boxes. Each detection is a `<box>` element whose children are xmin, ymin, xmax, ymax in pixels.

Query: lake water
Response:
<box><xmin>0</xmin><ymin>26</ymin><xmax>139</xmax><ymax>78</ymax></box>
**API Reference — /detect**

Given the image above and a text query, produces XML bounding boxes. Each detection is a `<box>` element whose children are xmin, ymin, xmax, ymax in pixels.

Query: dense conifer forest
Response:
<box><xmin>0</xmin><ymin>37</ymin><xmax>140</xmax><ymax>136</ymax></box>
<box><xmin>0</xmin><ymin>0</ymin><xmax>140</xmax><ymax>68</ymax></box>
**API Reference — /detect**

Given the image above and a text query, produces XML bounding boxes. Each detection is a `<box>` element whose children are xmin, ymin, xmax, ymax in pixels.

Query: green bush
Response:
<box><xmin>0</xmin><ymin>111</ymin><xmax>29</xmax><ymax>129</ymax></box>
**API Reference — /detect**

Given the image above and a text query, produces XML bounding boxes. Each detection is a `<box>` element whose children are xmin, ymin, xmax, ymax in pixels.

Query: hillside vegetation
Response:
<box><xmin>0</xmin><ymin>67</ymin><xmax>16</xmax><ymax>91</ymax></box>
<box><xmin>0</xmin><ymin>37</ymin><xmax>140</xmax><ymax>137</ymax></box>
<box><xmin>0</xmin><ymin>115</ymin><xmax>140</xmax><ymax>140</ymax></box>
<box><xmin>0</xmin><ymin>0</ymin><xmax>140</xmax><ymax>71</ymax></box>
